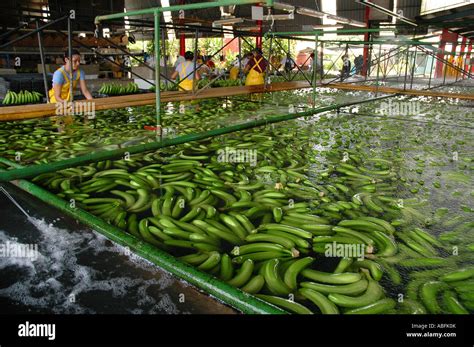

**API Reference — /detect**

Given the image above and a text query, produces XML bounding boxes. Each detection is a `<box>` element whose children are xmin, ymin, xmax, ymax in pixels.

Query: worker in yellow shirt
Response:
<box><xmin>243</xmin><ymin>49</ymin><xmax>267</xmax><ymax>86</ymax></box>
<box><xmin>229</xmin><ymin>53</ymin><xmax>250</xmax><ymax>80</ymax></box>
<box><xmin>171</xmin><ymin>51</ymin><xmax>200</xmax><ymax>91</ymax></box>
<box><xmin>48</xmin><ymin>49</ymin><xmax>93</xmax><ymax>126</ymax></box>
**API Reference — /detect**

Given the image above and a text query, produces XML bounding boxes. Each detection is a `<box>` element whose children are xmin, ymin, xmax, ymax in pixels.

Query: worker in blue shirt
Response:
<box><xmin>49</xmin><ymin>49</ymin><xmax>93</xmax><ymax>103</ymax></box>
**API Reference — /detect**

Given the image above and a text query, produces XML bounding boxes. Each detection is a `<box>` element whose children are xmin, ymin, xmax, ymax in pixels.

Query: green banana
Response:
<box><xmin>301</xmin><ymin>269</ymin><xmax>362</xmax><ymax>285</ymax></box>
<box><xmin>260</xmin><ymin>259</ymin><xmax>292</xmax><ymax>296</ymax></box>
<box><xmin>345</xmin><ymin>298</ymin><xmax>396</xmax><ymax>314</ymax></box>
<box><xmin>283</xmin><ymin>257</ymin><xmax>314</xmax><ymax>291</ymax></box>
<box><xmin>299</xmin><ymin>288</ymin><xmax>339</xmax><ymax>314</ymax></box>
<box><xmin>301</xmin><ymin>279</ymin><xmax>368</xmax><ymax>295</ymax></box>
<box><xmin>227</xmin><ymin>259</ymin><xmax>254</xmax><ymax>287</ymax></box>
<box><xmin>328</xmin><ymin>280</ymin><xmax>384</xmax><ymax>308</ymax></box>
<box><xmin>256</xmin><ymin>294</ymin><xmax>313</xmax><ymax>314</ymax></box>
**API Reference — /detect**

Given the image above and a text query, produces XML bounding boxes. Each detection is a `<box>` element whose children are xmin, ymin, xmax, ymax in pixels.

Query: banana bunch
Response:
<box><xmin>2</xmin><ymin>90</ymin><xmax>43</xmax><ymax>105</ymax></box>
<box><xmin>98</xmin><ymin>82</ymin><xmax>139</xmax><ymax>96</ymax></box>
<box><xmin>149</xmin><ymin>83</ymin><xmax>179</xmax><ymax>92</ymax></box>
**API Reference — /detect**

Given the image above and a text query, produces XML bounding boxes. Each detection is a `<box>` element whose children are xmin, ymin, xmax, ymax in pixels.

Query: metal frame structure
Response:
<box><xmin>94</xmin><ymin>0</ymin><xmax>275</xmax><ymax>142</ymax></box>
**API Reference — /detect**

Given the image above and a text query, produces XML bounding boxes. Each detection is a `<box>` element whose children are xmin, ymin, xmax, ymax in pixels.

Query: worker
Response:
<box><xmin>48</xmin><ymin>49</ymin><xmax>93</xmax><ymax>128</ymax></box>
<box><xmin>229</xmin><ymin>54</ymin><xmax>250</xmax><ymax>80</ymax></box>
<box><xmin>171</xmin><ymin>50</ymin><xmax>200</xmax><ymax>91</ymax></box>
<box><xmin>243</xmin><ymin>49</ymin><xmax>267</xmax><ymax>86</ymax></box>
<box><xmin>49</xmin><ymin>49</ymin><xmax>93</xmax><ymax>104</ymax></box>
<box><xmin>270</xmin><ymin>55</ymin><xmax>281</xmax><ymax>75</ymax></box>
<box><xmin>354</xmin><ymin>55</ymin><xmax>364</xmax><ymax>75</ymax></box>
<box><xmin>229</xmin><ymin>55</ymin><xmax>241</xmax><ymax>80</ymax></box>
<box><xmin>174</xmin><ymin>54</ymin><xmax>185</xmax><ymax>68</ymax></box>
<box><xmin>341</xmin><ymin>53</ymin><xmax>351</xmax><ymax>80</ymax></box>
<box><xmin>281</xmin><ymin>53</ymin><xmax>295</xmax><ymax>74</ymax></box>
<box><xmin>205</xmin><ymin>56</ymin><xmax>216</xmax><ymax>70</ymax></box>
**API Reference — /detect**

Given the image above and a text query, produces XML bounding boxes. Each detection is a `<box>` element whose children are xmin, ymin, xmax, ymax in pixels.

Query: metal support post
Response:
<box><xmin>67</xmin><ymin>16</ymin><xmax>73</xmax><ymax>104</ymax></box>
<box><xmin>36</xmin><ymin>20</ymin><xmax>49</xmax><ymax>103</ymax></box>
<box><xmin>162</xmin><ymin>29</ymin><xmax>168</xmax><ymax>90</ymax></box>
<box><xmin>264</xmin><ymin>33</ymin><xmax>273</xmax><ymax>89</ymax></box>
<box><xmin>427</xmin><ymin>52</ymin><xmax>435</xmax><ymax>89</ymax></box>
<box><xmin>409</xmin><ymin>46</ymin><xmax>418</xmax><ymax>90</ymax></box>
<box><xmin>238</xmin><ymin>36</ymin><xmax>243</xmax><ymax>83</ymax></box>
<box><xmin>312</xmin><ymin>33</ymin><xmax>318</xmax><ymax>109</ymax></box>
<box><xmin>443</xmin><ymin>52</ymin><xmax>448</xmax><ymax>86</ymax></box>
<box><xmin>319</xmin><ymin>41</ymin><xmax>324</xmax><ymax>83</ymax></box>
<box><xmin>192</xmin><ymin>28</ymin><xmax>199</xmax><ymax>94</ymax></box>
<box><xmin>375</xmin><ymin>43</ymin><xmax>381</xmax><ymax>96</ymax></box>
<box><xmin>403</xmin><ymin>45</ymin><xmax>410</xmax><ymax>91</ymax></box>
<box><xmin>154</xmin><ymin>10</ymin><xmax>162</xmax><ymax>140</ymax></box>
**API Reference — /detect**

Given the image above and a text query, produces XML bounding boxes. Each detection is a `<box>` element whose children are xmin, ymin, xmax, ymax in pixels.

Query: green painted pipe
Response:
<box><xmin>95</xmin><ymin>0</ymin><xmax>272</xmax><ymax>24</ymax></box>
<box><xmin>0</xmin><ymin>95</ymin><xmax>393</xmax><ymax>182</ymax></box>
<box><xmin>0</xmin><ymin>158</ymin><xmax>285</xmax><ymax>314</ymax></box>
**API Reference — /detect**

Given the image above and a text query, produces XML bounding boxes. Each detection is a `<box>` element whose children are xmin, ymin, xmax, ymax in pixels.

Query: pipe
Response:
<box><xmin>271</xmin><ymin>28</ymin><xmax>397</xmax><ymax>36</ymax></box>
<box><xmin>0</xmin><ymin>95</ymin><xmax>394</xmax><ymax>183</ymax></box>
<box><xmin>94</xmin><ymin>0</ymin><xmax>270</xmax><ymax>24</ymax></box>
<box><xmin>0</xmin><ymin>158</ymin><xmax>284</xmax><ymax>314</ymax></box>
<box><xmin>36</xmin><ymin>20</ymin><xmax>49</xmax><ymax>103</ymax></box>
<box><xmin>0</xmin><ymin>20</ymin><xmax>33</xmax><ymax>41</ymax></box>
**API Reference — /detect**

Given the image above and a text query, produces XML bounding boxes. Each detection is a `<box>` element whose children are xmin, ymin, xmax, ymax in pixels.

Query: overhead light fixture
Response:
<box><xmin>312</xmin><ymin>24</ymin><xmax>344</xmax><ymax>29</ymax></box>
<box><xmin>213</xmin><ymin>17</ymin><xmax>244</xmax><ymax>26</ymax></box>
<box><xmin>326</xmin><ymin>14</ymin><xmax>349</xmax><ymax>24</ymax></box>
<box><xmin>356</xmin><ymin>0</ymin><xmax>417</xmax><ymax>26</ymax></box>
<box><xmin>273</xmin><ymin>2</ymin><xmax>295</xmax><ymax>12</ymax></box>
<box><xmin>296</xmin><ymin>7</ymin><xmax>326</xmax><ymax>19</ymax></box>
<box><xmin>347</xmin><ymin>19</ymin><xmax>366</xmax><ymax>27</ymax></box>
<box><xmin>324</xmin><ymin>14</ymin><xmax>366</xmax><ymax>27</ymax></box>
<box><xmin>236</xmin><ymin>26</ymin><xmax>260</xmax><ymax>31</ymax></box>
<box><xmin>264</xmin><ymin>13</ymin><xmax>294</xmax><ymax>20</ymax></box>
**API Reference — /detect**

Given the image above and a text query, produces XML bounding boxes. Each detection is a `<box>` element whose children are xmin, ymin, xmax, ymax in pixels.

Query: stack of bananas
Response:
<box><xmin>2</xmin><ymin>90</ymin><xmax>43</xmax><ymax>105</ymax></box>
<box><xmin>98</xmin><ymin>82</ymin><xmax>139</xmax><ymax>96</ymax></box>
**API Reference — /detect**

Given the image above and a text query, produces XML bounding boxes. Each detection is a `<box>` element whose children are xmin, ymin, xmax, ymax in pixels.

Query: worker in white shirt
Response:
<box><xmin>281</xmin><ymin>53</ymin><xmax>295</xmax><ymax>73</ymax></box>
<box><xmin>174</xmin><ymin>55</ymin><xmax>185</xmax><ymax>69</ymax></box>
<box><xmin>171</xmin><ymin>51</ymin><xmax>200</xmax><ymax>91</ymax></box>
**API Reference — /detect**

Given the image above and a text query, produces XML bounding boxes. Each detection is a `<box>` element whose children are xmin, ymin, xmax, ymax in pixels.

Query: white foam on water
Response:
<box><xmin>154</xmin><ymin>293</ymin><xmax>179</xmax><ymax>314</ymax></box>
<box><xmin>0</xmin><ymin>230</ymin><xmax>39</xmax><ymax>273</ymax></box>
<box><xmin>0</xmin><ymin>217</ymin><xmax>182</xmax><ymax>314</ymax></box>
